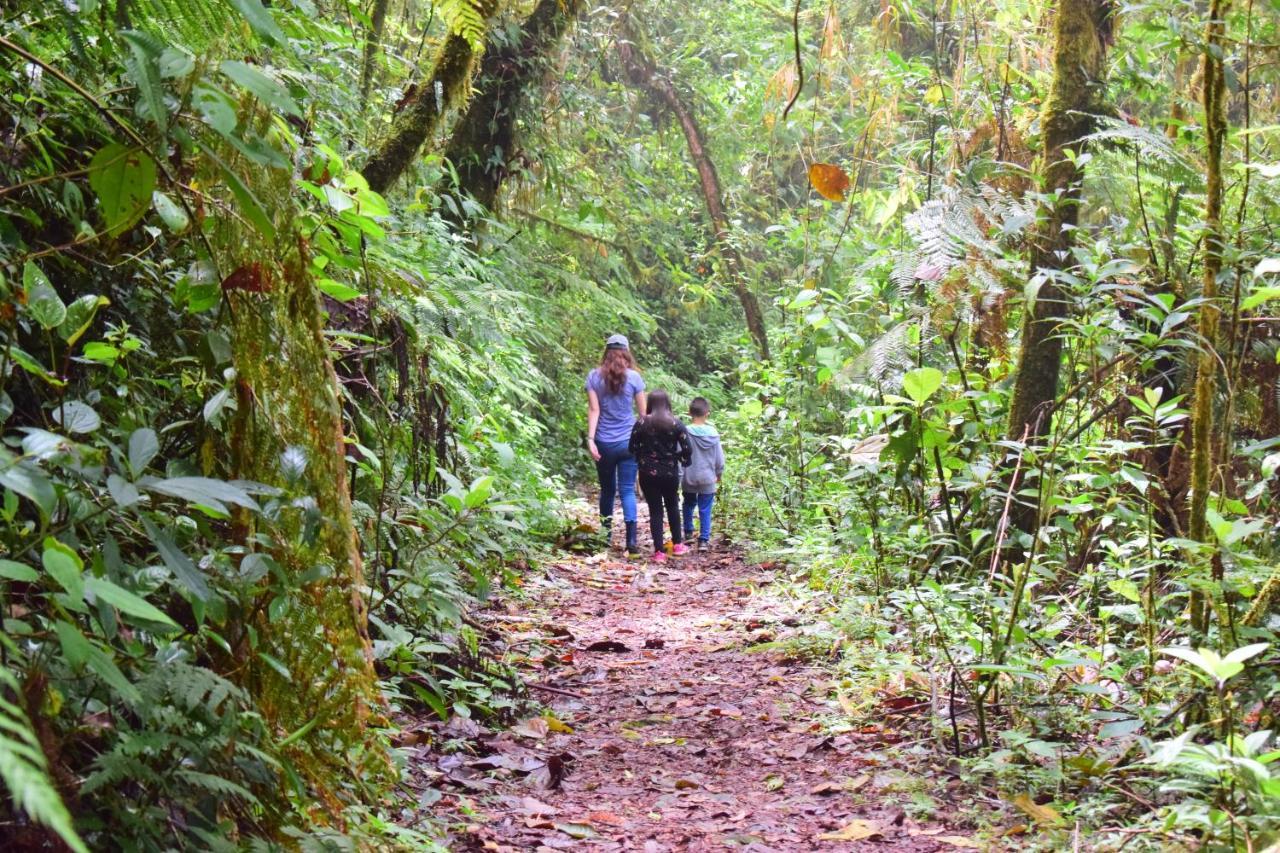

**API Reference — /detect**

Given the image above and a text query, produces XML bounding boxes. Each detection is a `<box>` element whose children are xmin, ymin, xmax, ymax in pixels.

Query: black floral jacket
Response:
<box><xmin>629</xmin><ymin>416</ymin><xmax>693</xmax><ymax>480</ymax></box>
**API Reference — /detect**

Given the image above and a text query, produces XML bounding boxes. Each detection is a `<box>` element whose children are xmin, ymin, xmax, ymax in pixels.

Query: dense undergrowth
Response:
<box><xmin>2</xmin><ymin>0</ymin><xmax>1280</xmax><ymax>849</ymax></box>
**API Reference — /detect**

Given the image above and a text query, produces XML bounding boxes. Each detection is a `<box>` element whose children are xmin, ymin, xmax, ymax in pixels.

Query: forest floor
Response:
<box><xmin>399</xmin><ymin>510</ymin><xmax>987</xmax><ymax>851</ymax></box>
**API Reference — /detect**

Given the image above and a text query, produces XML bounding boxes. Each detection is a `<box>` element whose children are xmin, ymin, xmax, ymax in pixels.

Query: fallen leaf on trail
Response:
<box><xmin>519</xmin><ymin>796</ymin><xmax>559</xmax><ymax>816</ymax></box>
<box><xmin>817</xmin><ymin>819</ymin><xmax>882</xmax><ymax>842</ymax></box>
<box><xmin>585</xmin><ymin>640</ymin><xmax>631</xmax><ymax>653</ymax></box>
<box><xmin>1011</xmin><ymin>793</ymin><xmax>1062</xmax><ymax>826</ymax></box>
<box><xmin>809</xmin><ymin>781</ymin><xmax>843</xmax><ymax>795</ymax></box>
<box><xmin>553</xmin><ymin>822</ymin><xmax>597</xmax><ymax>839</ymax></box>
<box><xmin>936</xmin><ymin>836</ymin><xmax>984</xmax><ymax>848</ymax></box>
<box><xmin>586</xmin><ymin>811</ymin><xmax>626</xmax><ymax>827</ymax></box>
<box><xmin>511</xmin><ymin>718</ymin><xmax>550</xmax><ymax>739</ymax></box>
<box><xmin>643</xmin><ymin>638</ymin><xmax>665</xmax><ymax>649</ymax></box>
<box><xmin>708</xmin><ymin>705</ymin><xmax>743</xmax><ymax>718</ymax></box>
<box><xmin>674</xmin><ymin>778</ymin><xmax>701</xmax><ymax>790</ymax></box>
<box><xmin>544</xmin><ymin>714</ymin><xmax>573</xmax><ymax>734</ymax></box>
<box><xmin>763</xmin><ymin>774</ymin><xmax>785</xmax><ymax>791</ymax></box>
<box><xmin>809</xmin><ymin>163</ymin><xmax>850</xmax><ymax>201</ymax></box>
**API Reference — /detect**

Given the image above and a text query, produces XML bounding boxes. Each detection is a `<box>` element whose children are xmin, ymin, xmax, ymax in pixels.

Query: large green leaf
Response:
<box><xmin>142</xmin><ymin>519</ymin><xmax>211</xmax><ymax>601</ymax></box>
<box><xmin>228</xmin><ymin>0</ymin><xmax>288</xmax><ymax>45</ymax></box>
<box><xmin>219</xmin><ymin>61</ymin><xmax>300</xmax><ymax>117</ymax></box>
<box><xmin>57</xmin><ymin>294</ymin><xmax>109</xmax><ymax>345</ymax></box>
<box><xmin>85</xmin><ymin>576</ymin><xmax>180</xmax><ymax>631</ymax></box>
<box><xmin>128</xmin><ymin>428</ymin><xmax>160</xmax><ymax>476</ymax></box>
<box><xmin>0</xmin><ymin>460</ymin><xmax>56</xmax><ymax>517</ymax></box>
<box><xmin>88</xmin><ymin>144</ymin><xmax>157</xmax><ymax>237</ymax></box>
<box><xmin>51</xmin><ymin>400</ymin><xmax>101</xmax><ymax>434</ymax></box>
<box><xmin>43</xmin><ymin>539</ymin><xmax>84</xmax><ymax>605</ymax></box>
<box><xmin>140</xmin><ymin>476</ymin><xmax>259</xmax><ymax>514</ymax></box>
<box><xmin>22</xmin><ymin>262</ymin><xmax>65</xmax><ymax>330</ymax></box>
<box><xmin>901</xmin><ymin>367</ymin><xmax>943</xmax><ymax>405</ymax></box>
<box><xmin>54</xmin><ymin>621</ymin><xmax>142</xmax><ymax>706</ymax></box>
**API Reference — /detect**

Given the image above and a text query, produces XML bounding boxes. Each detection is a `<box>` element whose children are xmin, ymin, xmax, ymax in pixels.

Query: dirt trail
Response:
<box><xmin>406</xmin><ymin>537</ymin><xmax>976</xmax><ymax>851</ymax></box>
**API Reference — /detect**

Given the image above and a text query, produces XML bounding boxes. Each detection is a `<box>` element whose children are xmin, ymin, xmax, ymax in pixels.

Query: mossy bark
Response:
<box><xmin>1188</xmin><ymin>0</ymin><xmax>1229</xmax><ymax>637</ymax></box>
<box><xmin>440</xmin><ymin>0</ymin><xmax>581</xmax><ymax>222</ymax></box>
<box><xmin>1004</xmin><ymin>0</ymin><xmax>1112</xmax><ymax>533</ymax></box>
<box><xmin>362</xmin><ymin>32</ymin><xmax>480</xmax><ymax>194</ymax></box>
<box><xmin>206</xmin><ymin>142</ymin><xmax>388</xmax><ymax>815</ymax></box>
<box><xmin>616</xmin><ymin>19</ymin><xmax>771</xmax><ymax>361</ymax></box>
<box><xmin>359</xmin><ymin>0</ymin><xmax>391</xmax><ymax>102</ymax></box>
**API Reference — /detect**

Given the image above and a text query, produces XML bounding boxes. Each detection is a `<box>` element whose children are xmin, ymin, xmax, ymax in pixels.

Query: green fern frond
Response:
<box><xmin>438</xmin><ymin>0</ymin><xmax>495</xmax><ymax>49</ymax></box>
<box><xmin>126</xmin><ymin>0</ymin><xmax>241</xmax><ymax>50</ymax></box>
<box><xmin>120</xmin><ymin>30</ymin><xmax>168</xmax><ymax>133</ymax></box>
<box><xmin>846</xmin><ymin>317</ymin><xmax>931</xmax><ymax>386</ymax></box>
<box><xmin>1083</xmin><ymin>115</ymin><xmax>1200</xmax><ymax>183</ymax></box>
<box><xmin>0</xmin><ymin>670</ymin><xmax>88</xmax><ymax>853</ymax></box>
<box><xmin>175</xmin><ymin>769</ymin><xmax>260</xmax><ymax>803</ymax></box>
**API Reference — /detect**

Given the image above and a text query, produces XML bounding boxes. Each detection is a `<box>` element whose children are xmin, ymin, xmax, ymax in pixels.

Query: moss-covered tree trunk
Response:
<box><xmin>1004</xmin><ymin>0</ymin><xmax>1112</xmax><ymax>533</ymax></box>
<box><xmin>207</xmin><ymin>148</ymin><xmax>388</xmax><ymax>813</ymax></box>
<box><xmin>1187</xmin><ymin>0</ymin><xmax>1228</xmax><ymax>637</ymax></box>
<box><xmin>439</xmin><ymin>0</ymin><xmax>581</xmax><ymax>222</ymax></box>
<box><xmin>616</xmin><ymin>20</ymin><xmax>771</xmax><ymax>361</ymax></box>
<box><xmin>359</xmin><ymin>0</ymin><xmax>391</xmax><ymax>102</ymax></box>
<box><xmin>362</xmin><ymin>0</ymin><xmax>503</xmax><ymax>196</ymax></box>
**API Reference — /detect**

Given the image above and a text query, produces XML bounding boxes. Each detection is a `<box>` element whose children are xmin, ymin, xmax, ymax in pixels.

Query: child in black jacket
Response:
<box><xmin>629</xmin><ymin>389</ymin><xmax>692</xmax><ymax>561</ymax></box>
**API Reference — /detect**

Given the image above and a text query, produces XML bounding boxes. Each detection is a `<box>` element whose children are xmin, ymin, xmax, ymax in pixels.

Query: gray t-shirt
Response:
<box><xmin>586</xmin><ymin>368</ymin><xmax>645</xmax><ymax>445</ymax></box>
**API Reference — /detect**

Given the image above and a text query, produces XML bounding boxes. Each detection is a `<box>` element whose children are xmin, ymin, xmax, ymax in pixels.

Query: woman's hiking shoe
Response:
<box><xmin>652</xmin><ymin>551</ymin><xmax>667</xmax><ymax>563</ymax></box>
<box><xmin>671</xmin><ymin>543</ymin><xmax>690</xmax><ymax>556</ymax></box>
<box><xmin>624</xmin><ymin>521</ymin><xmax>639</xmax><ymax>555</ymax></box>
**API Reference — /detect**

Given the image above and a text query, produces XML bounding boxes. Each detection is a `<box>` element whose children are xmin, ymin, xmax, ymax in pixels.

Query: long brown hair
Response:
<box><xmin>643</xmin><ymin>389</ymin><xmax>676</xmax><ymax>429</ymax></box>
<box><xmin>599</xmin><ymin>346</ymin><xmax>636</xmax><ymax>395</ymax></box>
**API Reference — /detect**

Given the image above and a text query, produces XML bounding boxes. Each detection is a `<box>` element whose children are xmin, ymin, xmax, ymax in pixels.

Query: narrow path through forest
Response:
<box><xmin>400</xmin><ymin>513</ymin><xmax>983</xmax><ymax>851</ymax></box>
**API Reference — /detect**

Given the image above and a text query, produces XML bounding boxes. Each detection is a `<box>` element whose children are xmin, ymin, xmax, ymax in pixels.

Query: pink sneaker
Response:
<box><xmin>671</xmin><ymin>543</ymin><xmax>690</xmax><ymax>556</ymax></box>
<box><xmin>652</xmin><ymin>551</ymin><xmax>667</xmax><ymax>563</ymax></box>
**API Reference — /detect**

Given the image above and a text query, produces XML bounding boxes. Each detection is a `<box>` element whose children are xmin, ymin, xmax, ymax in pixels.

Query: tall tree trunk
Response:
<box><xmin>1004</xmin><ymin>0</ymin><xmax>1112</xmax><ymax>533</ymax></box>
<box><xmin>206</xmin><ymin>145</ymin><xmax>389</xmax><ymax>810</ymax></box>
<box><xmin>1188</xmin><ymin>0</ymin><xmax>1229</xmax><ymax>637</ymax></box>
<box><xmin>439</xmin><ymin>0</ymin><xmax>582</xmax><ymax>222</ymax></box>
<box><xmin>359</xmin><ymin>0</ymin><xmax>391</xmax><ymax>102</ymax></box>
<box><xmin>616</xmin><ymin>22</ymin><xmax>771</xmax><ymax>361</ymax></box>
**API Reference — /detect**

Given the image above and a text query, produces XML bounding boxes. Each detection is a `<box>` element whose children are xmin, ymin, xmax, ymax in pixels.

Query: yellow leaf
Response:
<box><xmin>1011</xmin><ymin>793</ymin><xmax>1062</xmax><ymax>826</ymax></box>
<box><xmin>544</xmin><ymin>714</ymin><xmax>574</xmax><ymax>734</ymax></box>
<box><xmin>817</xmin><ymin>819</ymin><xmax>882</xmax><ymax>841</ymax></box>
<box><xmin>808</xmin><ymin>163</ymin><xmax>851</xmax><ymax>202</ymax></box>
<box><xmin>937</xmin><ymin>836</ymin><xmax>984</xmax><ymax>848</ymax></box>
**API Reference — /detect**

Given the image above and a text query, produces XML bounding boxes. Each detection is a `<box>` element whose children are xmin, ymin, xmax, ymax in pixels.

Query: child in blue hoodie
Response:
<box><xmin>681</xmin><ymin>397</ymin><xmax>725</xmax><ymax>548</ymax></box>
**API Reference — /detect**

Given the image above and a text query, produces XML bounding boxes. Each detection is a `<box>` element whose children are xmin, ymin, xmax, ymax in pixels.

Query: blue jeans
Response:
<box><xmin>595</xmin><ymin>441</ymin><xmax>638</xmax><ymax>523</ymax></box>
<box><xmin>682</xmin><ymin>491</ymin><xmax>715</xmax><ymax>542</ymax></box>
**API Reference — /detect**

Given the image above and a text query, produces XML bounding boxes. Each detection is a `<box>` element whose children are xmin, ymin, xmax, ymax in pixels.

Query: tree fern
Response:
<box><xmin>0</xmin><ymin>669</ymin><xmax>88</xmax><ymax>853</ymax></box>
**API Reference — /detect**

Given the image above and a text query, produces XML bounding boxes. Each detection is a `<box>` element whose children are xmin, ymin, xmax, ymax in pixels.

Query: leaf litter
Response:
<box><xmin>403</xmin><ymin>540</ymin><xmax>981</xmax><ymax>850</ymax></box>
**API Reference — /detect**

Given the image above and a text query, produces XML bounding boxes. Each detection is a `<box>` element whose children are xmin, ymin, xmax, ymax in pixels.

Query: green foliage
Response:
<box><xmin>0</xmin><ymin>669</ymin><xmax>87</xmax><ymax>853</ymax></box>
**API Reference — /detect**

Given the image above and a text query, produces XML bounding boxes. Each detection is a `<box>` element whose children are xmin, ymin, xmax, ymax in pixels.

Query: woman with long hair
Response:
<box><xmin>586</xmin><ymin>334</ymin><xmax>646</xmax><ymax>554</ymax></box>
<box><xmin>628</xmin><ymin>389</ymin><xmax>692</xmax><ymax>561</ymax></box>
